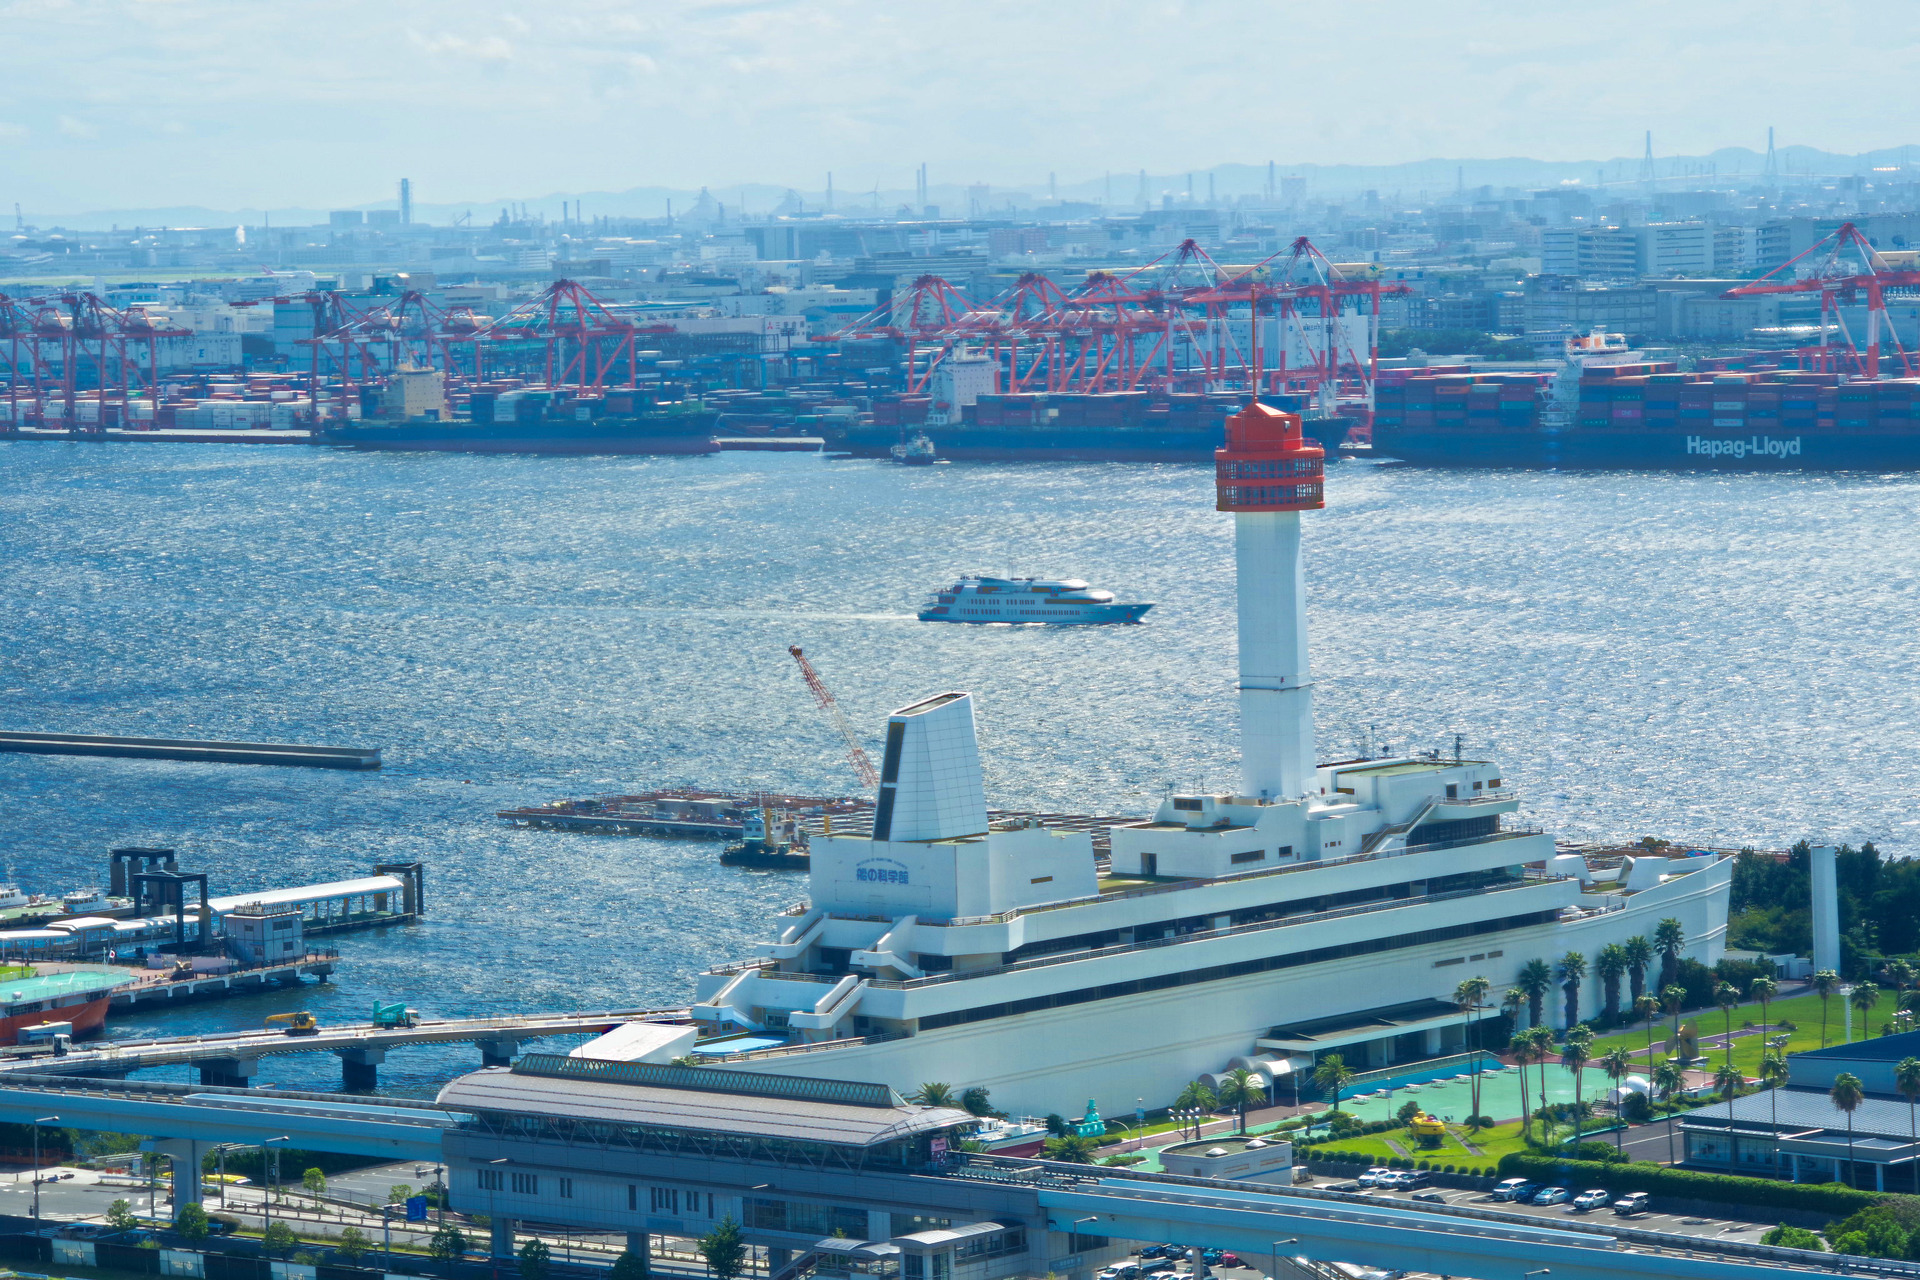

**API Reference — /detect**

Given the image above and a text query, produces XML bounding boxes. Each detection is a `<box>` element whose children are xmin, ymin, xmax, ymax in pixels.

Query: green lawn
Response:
<box><xmin>1583</xmin><ymin>989</ymin><xmax>1896</xmax><ymax>1079</ymax></box>
<box><xmin>1298</xmin><ymin>1118</ymin><xmax>1608</xmax><ymax>1170</ymax></box>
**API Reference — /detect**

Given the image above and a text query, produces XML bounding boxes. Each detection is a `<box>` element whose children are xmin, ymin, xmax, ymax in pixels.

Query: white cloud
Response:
<box><xmin>56</xmin><ymin>115</ymin><xmax>96</xmax><ymax>139</ymax></box>
<box><xmin>0</xmin><ymin>123</ymin><xmax>28</xmax><ymax>140</ymax></box>
<box><xmin>410</xmin><ymin>30</ymin><xmax>514</xmax><ymax>60</ymax></box>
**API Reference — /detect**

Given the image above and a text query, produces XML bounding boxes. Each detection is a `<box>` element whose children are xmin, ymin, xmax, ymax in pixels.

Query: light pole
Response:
<box><xmin>1268</xmin><ymin>1238</ymin><xmax>1298</xmax><ymax>1280</ymax></box>
<box><xmin>259</xmin><ymin>1137</ymin><xmax>290</xmax><ymax>1240</ymax></box>
<box><xmin>31</xmin><ymin>1115</ymin><xmax>59</xmax><ymax>1227</ymax></box>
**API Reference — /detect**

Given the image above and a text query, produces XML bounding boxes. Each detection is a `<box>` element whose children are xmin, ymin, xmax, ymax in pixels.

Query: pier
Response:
<box><xmin>0</xmin><ymin>730</ymin><xmax>381</xmax><ymax>769</ymax></box>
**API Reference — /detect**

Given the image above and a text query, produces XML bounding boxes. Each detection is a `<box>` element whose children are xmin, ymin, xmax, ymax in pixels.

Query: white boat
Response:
<box><xmin>682</xmin><ymin>399</ymin><xmax>1733</xmax><ymax>1118</ymax></box>
<box><xmin>917</xmin><ymin>576</ymin><xmax>1152</xmax><ymax>625</ymax></box>
<box><xmin>0</xmin><ymin>885</ymin><xmax>27</xmax><ymax>911</ymax></box>
<box><xmin>889</xmin><ymin>431</ymin><xmax>939</xmax><ymax>466</ymax></box>
<box><xmin>60</xmin><ymin>889</ymin><xmax>117</xmax><ymax>914</ymax></box>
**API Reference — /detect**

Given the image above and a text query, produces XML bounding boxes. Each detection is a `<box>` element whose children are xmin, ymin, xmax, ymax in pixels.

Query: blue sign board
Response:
<box><xmin>405</xmin><ymin>1196</ymin><xmax>429</xmax><ymax>1222</ymax></box>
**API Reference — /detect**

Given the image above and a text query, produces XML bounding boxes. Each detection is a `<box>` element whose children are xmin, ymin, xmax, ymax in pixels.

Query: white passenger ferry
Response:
<box><xmin>917</xmin><ymin>577</ymin><xmax>1152</xmax><ymax>625</ymax></box>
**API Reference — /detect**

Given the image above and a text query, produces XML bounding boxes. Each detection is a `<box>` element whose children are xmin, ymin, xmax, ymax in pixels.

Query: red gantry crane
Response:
<box><xmin>788</xmin><ymin>646</ymin><xmax>879</xmax><ymax>789</ymax></box>
<box><xmin>1724</xmin><ymin>221</ymin><xmax>1920</xmax><ymax>380</ymax></box>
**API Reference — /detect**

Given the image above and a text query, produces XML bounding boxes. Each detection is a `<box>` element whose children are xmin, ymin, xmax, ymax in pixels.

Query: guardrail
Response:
<box><xmin>943</xmin><ymin>1152</ymin><xmax>1910</xmax><ymax>1277</ymax></box>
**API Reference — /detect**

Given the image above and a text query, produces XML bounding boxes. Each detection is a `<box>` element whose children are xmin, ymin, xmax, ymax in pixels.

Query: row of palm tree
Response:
<box><xmin>1498</xmin><ymin>918</ymin><xmax>1687</xmax><ymax>1039</ymax></box>
<box><xmin>1171</xmin><ymin>1069</ymin><xmax>1269</xmax><ymax>1132</ymax></box>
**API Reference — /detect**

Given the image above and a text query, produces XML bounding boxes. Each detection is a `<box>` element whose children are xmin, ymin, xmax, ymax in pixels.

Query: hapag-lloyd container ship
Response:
<box><xmin>1373</xmin><ymin>330</ymin><xmax>1920</xmax><ymax>469</ymax></box>
<box><xmin>602</xmin><ymin>393</ymin><xmax>1735</xmax><ymax>1118</ymax></box>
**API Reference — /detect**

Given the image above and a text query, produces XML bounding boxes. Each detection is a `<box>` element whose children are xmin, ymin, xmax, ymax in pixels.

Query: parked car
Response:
<box><xmin>1216</xmin><ymin>1253</ymin><xmax>1245</xmax><ymax>1268</ymax></box>
<box><xmin>1411</xmin><ymin>1191</ymin><xmax>1446</xmax><ymax>1205</ymax></box>
<box><xmin>1139</xmin><ymin>1247</ymin><xmax>1167</xmax><ymax>1259</ymax></box>
<box><xmin>1489</xmin><ymin>1178</ymin><xmax>1533</xmax><ymax>1202</ymax></box>
<box><xmin>1572</xmin><ymin>1189</ymin><xmax>1611</xmax><ymax>1213</ymax></box>
<box><xmin>1332</xmin><ymin>1182</ymin><xmax>1365</xmax><ymax>1192</ymax></box>
<box><xmin>1533</xmin><ymin>1186</ymin><xmax>1572</xmax><ymax>1206</ymax></box>
<box><xmin>1611</xmin><ymin>1192</ymin><xmax>1651</xmax><ymax>1217</ymax></box>
<box><xmin>1139</xmin><ymin>1260</ymin><xmax>1178</xmax><ymax>1274</ymax></box>
<box><xmin>1358</xmin><ymin>1167</ymin><xmax>1394</xmax><ymax>1187</ymax></box>
<box><xmin>1200</xmin><ymin>1249</ymin><xmax>1224</xmax><ymax>1265</ymax></box>
<box><xmin>1399</xmin><ymin>1169</ymin><xmax>1432</xmax><ymax>1188</ymax></box>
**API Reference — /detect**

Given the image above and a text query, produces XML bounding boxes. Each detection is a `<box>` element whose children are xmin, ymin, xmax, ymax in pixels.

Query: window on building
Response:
<box><xmin>651</xmin><ymin>1188</ymin><xmax>679</xmax><ymax>1214</ymax></box>
<box><xmin>1445</xmin><ymin>784</ymin><xmax>1459</xmax><ymax>798</ymax></box>
<box><xmin>559</xmin><ymin>1178</ymin><xmax>574</xmax><ymax>1200</ymax></box>
<box><xmin>892</xmin><ymin>1214</ymin><xmax>952</xmax><ymax>1237</ymax></box>
<box><xmin>1230</xmin><ymin>850</ymin><xmax>1265</xmax><ymax>864</ymax></box>
<box><xmin>477</xmin><ymin>1170</ymin><xmax>503</xmax><ymax>1191</ymax></box>
<box><xmin>628</xmin><ymin>1185</ymin><xmax>638</xmax><ymax>1211</ymax></box>
<box><xmin>1172</xmin><ymin>798</ymin><xmax>1203</xmax><ymax>811</ymax></box>
<box><xmin>511</xmin><ymin>1173</ymin><xmax>538</xmax><ymax>1195</ymax></box>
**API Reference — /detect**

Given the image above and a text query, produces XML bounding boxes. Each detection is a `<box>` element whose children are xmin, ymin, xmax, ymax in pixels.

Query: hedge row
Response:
<box><xmin>1303</xmin><ymin>1149</ymin><xmax>1497</xmax><ymax>1178</ymax></box>
<box><xmin>1495</xmin><ymin>1152</ymin><xmax>1886</xmax><ymax>1216</ymax></box>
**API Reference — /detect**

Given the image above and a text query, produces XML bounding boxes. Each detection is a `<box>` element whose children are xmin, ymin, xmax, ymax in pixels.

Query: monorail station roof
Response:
<box><xmin>437</xmin><ymin>1054</ymin><xmax>975</xmax><ymax>1148</ymax></box>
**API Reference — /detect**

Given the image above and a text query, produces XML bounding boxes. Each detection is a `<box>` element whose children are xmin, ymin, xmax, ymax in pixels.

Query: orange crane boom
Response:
<box><xmin>788</xmin><ymin>646</ymin><xmax>879</xmax><ymax>789</ymax></box>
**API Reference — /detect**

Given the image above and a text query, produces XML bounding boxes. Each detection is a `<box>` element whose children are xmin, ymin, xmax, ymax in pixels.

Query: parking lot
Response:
<box><xmin>1315</xmin><ymin>1176</ymin><xmax>1774</xmax><ymax>1243</ymax></box>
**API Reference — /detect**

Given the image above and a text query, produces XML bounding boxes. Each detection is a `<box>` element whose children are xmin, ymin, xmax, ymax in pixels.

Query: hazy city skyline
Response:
<box><xmin>6</xmin><ymin>0</ymin><xmax>1917</xmax><ymax>214</ymax></box>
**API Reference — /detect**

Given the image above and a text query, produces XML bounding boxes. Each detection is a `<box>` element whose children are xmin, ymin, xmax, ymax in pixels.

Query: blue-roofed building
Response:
<box><xmin>1681</xmin><ymin>1029</ymin><xmax>1920</xmax><ymax>1192</ymax></box>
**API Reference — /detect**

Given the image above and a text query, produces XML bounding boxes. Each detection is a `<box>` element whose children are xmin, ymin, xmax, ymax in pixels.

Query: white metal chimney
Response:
<box><xmin>1810</xmin><ymin>844</ymin><xmax>1841</xmax><ymax>974</ymax></box>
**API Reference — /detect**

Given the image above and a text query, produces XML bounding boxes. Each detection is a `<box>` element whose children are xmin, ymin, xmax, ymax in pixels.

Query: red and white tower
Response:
<box><xmin>1215</xmin><ymin>398</ymin><xmax>1326</xmax><ymax>799</ymax></box>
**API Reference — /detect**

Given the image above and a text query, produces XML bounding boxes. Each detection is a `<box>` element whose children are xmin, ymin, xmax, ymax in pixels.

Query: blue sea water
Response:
<box><xmin>0</xmin><ymin>443</ymin><xmax>1915</xmax><ymax>1093</ymax></box>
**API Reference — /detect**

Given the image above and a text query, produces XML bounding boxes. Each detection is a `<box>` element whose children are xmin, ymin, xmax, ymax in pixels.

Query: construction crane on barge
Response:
<box><xmin>788</xmin><ymin>646</ymin><xmax>879</xmax><ymax>789</ymax></box>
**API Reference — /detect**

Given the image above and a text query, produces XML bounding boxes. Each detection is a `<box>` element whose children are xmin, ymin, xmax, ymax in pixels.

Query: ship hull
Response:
<box><xmin>1373</xmin><ymin>426</ymin><xmax>1920</xmax><ymax>470</ymax></box>
<box><xmin>321</xmin><ymin>418</ymin><xmax>720</xmax><ymax>456</ymax></box>
<box><xmin>0</xmin><ymin>995</ymin><xmax>108</xmax><ymax>1046</ymax></box>
<box><xmin>841</xmin><ymin>424</ymin><xmax>1223</xmax><ymax>462</ymax></box>
<box><xmin>918</xmin><ymin>603</ymin><xmax>1152</xmax><ymax>625</ymax></box>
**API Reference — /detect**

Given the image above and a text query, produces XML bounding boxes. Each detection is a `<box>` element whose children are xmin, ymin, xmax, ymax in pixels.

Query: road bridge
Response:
<box><xmin>2</xmin><ymin>1009</ymin><xmax>673</xmax><ymax>1088</ymax></box>
<box><xmin>0</xmin><ymin>1059</ymin><xmax>1886</xmax><ymax>1280</ymax></box>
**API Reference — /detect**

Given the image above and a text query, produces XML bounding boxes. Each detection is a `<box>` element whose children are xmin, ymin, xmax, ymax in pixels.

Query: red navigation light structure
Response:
<box><xmin>1724</xmin><ymin>221</ymin><xmax>1920</xmax><ymax>379</ymax></box>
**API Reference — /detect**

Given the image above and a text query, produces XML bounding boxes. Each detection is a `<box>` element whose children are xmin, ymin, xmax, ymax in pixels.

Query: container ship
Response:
<box><xmin>1373</xmin><ymin>330</ymin><xmax>1920</xmax><ymax>469</ymax></box>
<box><xmin>654</xmin><ymin>395</ymin><xmax>1731</xmax><ymax>1117</ymax></box>
<box><xmin>320</xmin><ymin>369</ymin><xmax>721</xmax><ymax>456</ymax></box>
<box><xmin>836</xmin><ymin>389</ymin><xmax>1351</xmax><ymax>462</ymax></box>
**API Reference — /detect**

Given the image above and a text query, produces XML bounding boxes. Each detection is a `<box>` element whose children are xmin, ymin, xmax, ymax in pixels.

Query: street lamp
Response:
<box><xmin>31</xmin><ymin>1115</ymin><xmax>59</xmax><ymax>1227</ymax></box>
<box><xmin>259</xmin><ymin>1137</ymin><xmax>290</xmax><ymax>1238</ymax></box>
<box><xmin>1268</xmin><ymin>1239</ymin><xmax>1298</xmax><ymax>1279</ymax></box>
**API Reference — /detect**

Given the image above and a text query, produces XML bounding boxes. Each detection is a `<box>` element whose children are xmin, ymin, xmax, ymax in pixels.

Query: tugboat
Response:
<box><xmin>889</xmin><ymin>430</ymin><xmax>939</xmax><ymax>465</ymax></box>
<box><xmin>918</xmin><ymin>577</ymin><xmax>1153</xmax><ymax>625</ymax></box>
<box><xmin>720</xmin><ymin>808</ymin><xmax>809</xmax><ymax>870</ymax></box>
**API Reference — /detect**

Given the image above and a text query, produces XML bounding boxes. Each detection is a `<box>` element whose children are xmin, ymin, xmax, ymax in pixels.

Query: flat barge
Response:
<box><xmin>498</xmin><ymin>788</ymin><xmax>869</xmax><ymax>838</ymax></box>
<box><xmin>0</xmin><ymin>730</ymin><xmax>380</xmax><ymax>770</ymax></box>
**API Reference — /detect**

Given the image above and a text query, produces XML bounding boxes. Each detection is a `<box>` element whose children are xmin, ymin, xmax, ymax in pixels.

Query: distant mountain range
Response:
<box><xmin>31</xmin><ymin>144</ymin><xmax>1919</xmax><ymax>230</ymax></box>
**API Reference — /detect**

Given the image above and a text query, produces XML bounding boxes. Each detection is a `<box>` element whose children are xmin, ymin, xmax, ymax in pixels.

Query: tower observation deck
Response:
<box><xmin>1215</xmin><ymin>400</ymin><xmax>1325</xmax><ymax>800</ymax></box>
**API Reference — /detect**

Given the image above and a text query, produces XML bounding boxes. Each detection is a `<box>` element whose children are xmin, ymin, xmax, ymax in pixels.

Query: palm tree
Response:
<box><xmin>1312</xmin><ymin>1055</ymin><xmax>1353</xmax><ymax>1113</ymax></box>
<box><xmin>1528</xmin><ymin>1024</ymin><xmax>1556</xmax><ymax>1141</ymax></box>
<box><xmin>1562</xmin><ymin>1027</ymin><xmax>1592</xmax><ymax>1143</ymax></box>
<box><xmin>1519</xmin><ymin>958</ymin><xmax>1555</xmax><ymax>1028</ymax></box>
<box><xmin>1174</xmin><ymin>1078</ymin><xmax>1218</xmax><ymax>1119</ymax></box>
<box><xmin>1634</xmin><ymin>993</ymin><xmax>1661</xmax><ymax>1065</ymax></box>
<box><xmin>1509</xmin><ymin>1033</ymin><xmax>1536</xmax><ymax>1139</ymax></box>
<box><xmin>1714</xmin><ymin>981</ymin><xmax>1740</xmax><ymax>1065</ymax></box>
<box><xmin>1749</xmin><ymin>974</ymin><xmax>1778</xmax><ymax>1057</ymax></box>
<box><xmin>1653</xmin><ymin>918</ymin><xmax>1685</xmax><ymax>991</ymax></box>
<box><xmin>1624</xmin><ymin>935</ymin><xmax>1654</xmax><ymax>1005</ymax></box>
<box><xmin>1216</xmin><ymin>1067</ymin><xmax>1268</xmax><ymax>1133</ymax></box>
<box><xmin>1850</xmin><ymin>982</ymin><xmax>1881</xmax><ymax>1043</ymax></box>
<box><xmin>910</xmin><ymin>1082</ymin><xmax>957</xmax><ymax>1106</ymax></box>
<box><xmin>1595</xmin><ymin>943</ymin><xmax>1628</xmax><ymax>1024</ymax></box>
<box><xmin>1831</xmin><ymin>1072</ymin><xmax>1866</xmax><ymax>1187</ymax></box>
<box><xmin>1896</xmin><ymin>1057</ymin><xmax>1920</xmax><ymax>1193</ymax></box>
<box><xmin>1756</xmin><ymin>1049</ymin><xmax>1788</xmax><ymax>1163</ymax></box>
<box><xmin>1814</xmin><ymin>969</ymin><xmax>1841</xmax><ymax>1047</ymax></box>
<box><xmin>1661</xmin><ymin>984</ymin><xmax>1688</xmax><ymax>1060</ymax></box>
<box><xmin>1560</xmin><ymin>951</ymin><xmax>1588</xmax><ymax>1028</ymax></box>
<box><xmin>1502</xmin><ymin>986</ymin><xmax>1525</xmax><ymax>1035</ymax></box>
<box><xmin>1454</xmin><ymin>975</ymin><xmax>1492</xmax><ymax>1127</ymax></box>
<box><xmin>1714</xmin><ymin>1062</ymin><xmax>1742</xmax><ymax>1104</ymax></box>
<box><xmin>1653</xmin><ymin>1060</ymin><xmax>1686</xmax><ymax>1165</ymax></box>
<box><xmin>1887</xmin><ymin>959</ymin><xmax>1915</xmax><ymax>1002</ymax></box>
<box><xmin>1599</xmin><ymin>1047</ymin><xmax>1634</xmax><ymax>1153</ymax></box>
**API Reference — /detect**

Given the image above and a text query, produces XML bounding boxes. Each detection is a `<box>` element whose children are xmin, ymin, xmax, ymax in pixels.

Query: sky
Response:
<box><xmin>4</xmin><ymin>0</ymin><xmax>1918</xmax><ymax>216</ymax></box>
